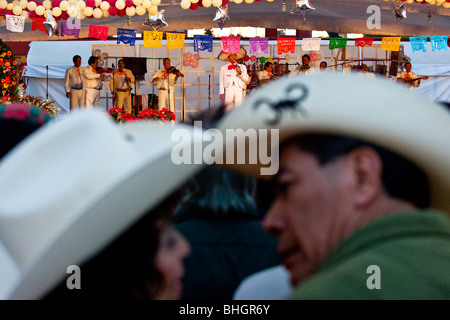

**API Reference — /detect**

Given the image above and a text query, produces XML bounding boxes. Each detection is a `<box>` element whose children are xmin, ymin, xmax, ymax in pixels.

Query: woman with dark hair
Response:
<box><xmin>44</xmin><ymin>194</ymin><xmax>190</xmax><ymax>300</ymax></box>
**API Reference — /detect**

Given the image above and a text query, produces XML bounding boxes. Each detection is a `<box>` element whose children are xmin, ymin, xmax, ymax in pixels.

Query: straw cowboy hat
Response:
<box><xmin>0</xmin><ymin>110</ymin><xmax>207</xmax><ymax>299</ymax></box>
<box><xmin>218</xmin><ymin>47</ymin><xmax>247</xmax><ymax>61</ymax></box>
<box><xmin>217</xmin><ymin>72</ymin><xmax>450</xmax><ymax>213</ymax></box>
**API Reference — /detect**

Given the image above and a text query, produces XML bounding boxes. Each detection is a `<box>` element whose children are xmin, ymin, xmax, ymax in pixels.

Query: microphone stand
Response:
<box><xmin>208</xmin><ymin>74</ymin><xmax>211</xmax><ymax>112</ymax></box>
<box><xmin>46</xmin><ymin>65</ymin><xmax>49</xmax><ymax>100</ymax></box>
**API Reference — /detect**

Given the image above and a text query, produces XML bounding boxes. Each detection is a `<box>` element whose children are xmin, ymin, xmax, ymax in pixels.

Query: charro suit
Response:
<box><xmin>109</xmin><ymin>69</ymin><xmax>135</xmax><ymax>113</ymax></box>
<box><xmin>219</xmin><ymin>62</ymin><xmax>249</xmax><ymax>111</ymax></box>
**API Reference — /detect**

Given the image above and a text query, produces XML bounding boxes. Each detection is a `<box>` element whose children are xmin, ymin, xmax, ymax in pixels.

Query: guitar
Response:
<box><xmin>397</xmin><ymin>75</ymin><xmax>429</xmax><ymax>87</ymax></box>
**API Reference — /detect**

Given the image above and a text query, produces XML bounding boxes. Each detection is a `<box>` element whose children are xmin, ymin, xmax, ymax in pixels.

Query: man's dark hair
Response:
<box><xmin>88</xmin><ymin>56</ymin><xmax>98</xmax><ymax>65</ymax></box>
<box><xmin>73</xmin><ymin>55</ymin><xmax>81</xmax><ymax>63</ymax></box>
<box><xmin>281</xmin><ymin>133</ymin><xmax>430</xmax><ymax>208</ymax></box>
<box><xmin>264</xmin><ymin>62</ymin><xmax>273</xmax><ymax>69</ymax></box>
<box><xmin>405</xmin><ymin>62</ymin><xmax>412</xmax><ymax>68</ymax></box>
<box><xmin>320</xmin><ymin>61</ymin><xmax>327</xmax><ymax>67</ymax></box>
<box><xmin>302</xmin><ymin>54</ymin><xmax>311</xmax><ymax>61</ymax></box>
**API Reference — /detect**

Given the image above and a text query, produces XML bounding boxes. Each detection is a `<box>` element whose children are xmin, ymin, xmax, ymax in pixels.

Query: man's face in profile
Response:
<box><xmin>264</xmin><ymin>142</ymin><xmax>357</xmax><ymax>286</ymax></box>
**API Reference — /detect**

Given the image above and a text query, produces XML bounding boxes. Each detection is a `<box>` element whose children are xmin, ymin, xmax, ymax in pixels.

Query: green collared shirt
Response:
<box><xmin>289</xmin><ymin>210</ymin><xmax>450</xmax><ymax>300</ymax></box>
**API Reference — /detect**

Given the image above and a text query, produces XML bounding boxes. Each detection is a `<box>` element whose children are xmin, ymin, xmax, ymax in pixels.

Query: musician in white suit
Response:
<box><xmin>218</xmin><ymin>48</ymin><xmax>249</xmax><ymax>112</ymax></box>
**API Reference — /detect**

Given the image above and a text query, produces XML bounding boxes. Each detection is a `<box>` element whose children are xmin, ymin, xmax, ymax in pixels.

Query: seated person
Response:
<box><xmin>257</xmin><ymin>62</ymin><xmax>278</xmax><ymax>85</ymax></box>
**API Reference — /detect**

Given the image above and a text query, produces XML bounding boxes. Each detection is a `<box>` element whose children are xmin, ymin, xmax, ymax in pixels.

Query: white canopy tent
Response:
<box><xmin>0</xmin><ymin>0</ymin><xmax>449</xmax><ymax>41</ymax></box>
<box><xmin>24</xmin><ymin>37</ymin><xmax>449</xmax><ymax>120</ymax></box>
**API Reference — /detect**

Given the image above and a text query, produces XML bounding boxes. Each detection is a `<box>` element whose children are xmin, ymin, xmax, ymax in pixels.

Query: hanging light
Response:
<box><xmin>282</xmin><ymin>0</ymin><xmax>286</xmax><ymax>12</ymax></box>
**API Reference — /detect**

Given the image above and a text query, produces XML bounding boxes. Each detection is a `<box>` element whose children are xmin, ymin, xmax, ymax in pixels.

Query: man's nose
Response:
<box><xmin>264</xmin><ymin>199</ymin><xmax>284</xmax><ymax>236</ymax></box>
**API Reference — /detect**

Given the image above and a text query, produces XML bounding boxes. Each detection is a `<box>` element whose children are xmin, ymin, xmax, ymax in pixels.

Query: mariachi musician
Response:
<box><xmin>257</xmin><ymin>62</ymin><xmax>279</xmax><ymax>86</ymax></box>
<box><xmin>396</xmin><ymin>62</ymin><xmax>428</xmax><ymax>90</ymax></box>
<box><xmin>290</xmin><ymin>54</ymin><xmax>316</xmax><ymax>77</ymax></box>
<box><xmin>109</xmin><ymin>59</ymin><xmax>135</xmax><ymax>114</ymax></box>
<box><xmin>151</xmin><ymin>58</ymin><xmax>183</xmax><ymax>113</ymax></box>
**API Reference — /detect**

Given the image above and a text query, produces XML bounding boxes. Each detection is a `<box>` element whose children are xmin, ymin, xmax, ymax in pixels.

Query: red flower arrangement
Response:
<box><xmin>107</xmin><ymin>107</ymin><xmax>176</xmax><ymax>123</ymax></box>
<box><xmin>0</xmin><ymin>40</ymin><xmax>18</xmax><ymax>100</ymax></box>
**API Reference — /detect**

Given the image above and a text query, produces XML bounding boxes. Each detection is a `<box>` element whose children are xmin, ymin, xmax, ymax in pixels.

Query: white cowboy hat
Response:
<box><xmin>0</xmin><ymin>110</ymin><xmax>207</xmax><ymax>299</ymax></box>
<box><xmin>217</xmin><ymin>72</ymin><xmax>450</xmax><ymax>213</ymax></box>
<box><xmin>218</xmin><ymin>47</ymin><xmax>247</xmax><ymax>61</ymax></box>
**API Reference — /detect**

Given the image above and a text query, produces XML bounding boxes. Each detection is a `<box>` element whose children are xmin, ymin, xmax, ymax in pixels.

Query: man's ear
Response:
<box><xmin>348</xmin><ymin>147</ymin><xmax>383</xmax><ymax>209</ymax></box>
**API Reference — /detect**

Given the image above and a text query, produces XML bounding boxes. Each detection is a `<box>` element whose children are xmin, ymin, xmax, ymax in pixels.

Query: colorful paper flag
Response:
<box><xmin>194</xmin><ymin>35</ymin><xmax>213</xmax><ymax>52</ymax></box>
<box><xmin>32</xmin><ymin>18</ymin><xmax>46</xmax><ymax>33</ymax></box>
<box><xmin>355</xmin><ymin>37</ymin><xmax>374</xmax><ymax>47</ymax></box>
<box><xmin>430</xmin><ymin>35</ymin><xmax>448</xmax><ymax>52</ymax></box>
<box><xmin>60</xmin><ymin>20</ymin><xmax>81</xmax><ymax>37</ymax></box>
<box><xmin>5</xmin><ymin>15</ymin><xmax>25</xmax><ymax>33</ymax></box>
<box><xmin>221</xmin><ymin>36</ymin><xmax>240</xmax><ymax>53</ymax></box>
<box><xmin>329</xmin><ymin>38</ymin><xmax>348</xmax><ymax>50</ymax></box>
<box><xmin>167</xmin><ymin>32</ymin><xmax>185</xmax><ymax>49</ymax></box>
<box><xmin>302</xmin><ymin>38</ymin><xmax>321</xmax><ymax>51</ymax></box>
<box><xmin>143</xmin><ymin>31</ymin><xmax>163</xmax><ymax>48</ymax></box>
<box><xmin>249</xmin><ymin>37</ymin><xmax>269</xmax><ymax>55</ymax></box>
<box><xmin>409</xmin><ymin>36</ymin><xmax>427</xmax><ymax>53</ymax></box>
<box><xmin>117</xmin><ymin>28</ymin><xmax>137</xmax><ymax>46</ymax></box>
<box><xmin>277</xmin><ymin>38</ymin><xmax>296</xmax><ymax>55</ymax></box>
<box><xmin>89</xmin><ymin>25</ymin><xmax>109</xmax><ymax>41</ymax></box>
<box><xmin>381</xmin><ymin>37</ymin><xmax>401</xmax><ymax>51</ymax></box>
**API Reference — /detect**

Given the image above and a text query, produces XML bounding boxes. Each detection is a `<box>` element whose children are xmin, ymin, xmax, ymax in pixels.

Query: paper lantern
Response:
<box><xmin>115</xmin><ymin>0</ymin><xmax>125</xmax><ymax>9</ymax></box>
<box><xmin>148</xmin><ymin>4</ymin><xmax>157</xmax><ymax>14</ymax></box>
<box><xmin>11</xmin><ymin>0</ymin><xmax>19</xmax><ymax>6</ymax></box>
<box><xmin>190</xmin><ymin>2</ymin><xmax>198</xmax><ymax>9</ymax></box>
<box><xmin>203</xmin><ymin>0</ymin><xmax>211</xmax><ymax>7</ymax></box>
<box><xmin>133</xmin><ymin>0</ymin><xmax>142</xmax><ymax>5</ymax></box>
<box><xmin>42</xmin><ymin>0</ymin><xmax>51</xmax><ymax>8</ymax></box>
<box><xmin>69</xmin><ymin>0</ymin><xmax>77</xmax><ymax>4</ymax></box>
<box><xmin>108</xmin><ymin>5</ymin><xmax>118</xmax><ymax>14</ymax></box>
<box><xmin>6</xmin><ymin>3</ymin><xmax>14</xmax><ymax>10</ymax></box>
<box><xmin>0</xmin><ymin>0</ymin><xmax>7</xmax><ymax>10</ymax></box>
<box><xmin>234</xmin><ymin>0</ymin><xmax>243</xmax><ymax>3</ymax></box>
<box><xmin>84</xmin><ymin>6</ymin><xmax>93</xmax><ymax>15</ymax></box>
<box><xmin>141</xmin><ymin>0</ymin><xmax>151</xmax><ymax>8</ymax></box>
<box><xmin>151</xmin><ymin>0</ymin><xmax>160</xmax><ymax>5</ymax></box>
<box><xmin>20</xmin><ymin>10</ymin><xmax>29</xmax><ymax>18</ymax></box>
<box><xmin>244</xmin><ymin>0</ymin><xmax>253</xmax><ymax>3</ymax></box>
<box><xmin>19</xmin><ymin>0</ymin><xmax>28</xmax><ymax>9</ymax></box>
<box><xmin>52</xmin><ymin>6</ymin><xmax>62</xmax><ymax>16</ymax></box>
<box><xmin>76</xmin><ymin>0</ymin><xmax>86</xmax><ymax>10</ymax></box>
<box><xmin>35</xmin><ymin>5</ymin><xmax>45</xmax><ymax>15</ymax></box>
<box><xmin>85</xmin><ymin>0</ymin><xmax>95</xmax><ymax>7</ymax></box>
<box><xmin>59</xmin><ymin>1</ymin><xmax>70</xmax><ymax>10</ymax></box>
<box><xmin>28</xmin><ymin>10</ymin><xmax>37</xmax><ymax>17</ymax></box>
<box><xmin>180</xmin><ymin>0</ymin><xmax>190</xmax><ymax>9</ymax></box>
<box><xmin>102</xmin><ymin>9</ymin><xmax>109</xmax><ymax>16</ymax></box>
<box><xmin>13</xmin><ymin>5</ymin><xmax>23</xmax><ymax>15</ymax></box>
<box><xmin>212</xmin><ymin>0</ymin><xmax>221</xmax><ymax>6</ymax></box>
<box><xmin>100</xmin><ymin>1</ymin><xmax>110</xmax><ymax>10</ymax></box>
<box><xmin>125</xmin><ymin>0</ymin><xmax>133</xmax><ymax>7</ymax></box>
<box><xmin>60</xmin><ymin>10</ymin><xmax>69</xmax><ymax>19</ymax></box>
<box><xmin>117</xmin><ymin>7</ymin><xmax>125</xmax><ymax>16</ymax></box>
<box><xmin>135</xmin><ymin>4</ymin><xmax>145</xmax><ymax>14</ymax></box>
<box><xmin>95</xmin><ymin>0</ymin><xmax>101</xmax><ymax>5</ymax></box>
<box><xmin>52</xmin><ymin>0</ymin><xmax>61</xmax><ymax>6</ymax></box>
<box><xmin>93</xmin><ymin>7</ymin><xmax>102</xmax><ymax>17</ymax></box>
<box><xmin>125</xmin><ymin>5</ymin><xmax>135</xmax><ymax>15</ymax></box>
<box><xmin>27</xmin><ymin>1</ymin><xmax>37</xmax><ymax>10</ymax></box>
<box><xmin>191</xmin><ymin>0</ymin><xmax>199</xmax><ymax>3</ymax></box>
<box><xmin>67</xmin><ymin>5</ymin><xmax>79</xmax><ymax>16</ymax></box>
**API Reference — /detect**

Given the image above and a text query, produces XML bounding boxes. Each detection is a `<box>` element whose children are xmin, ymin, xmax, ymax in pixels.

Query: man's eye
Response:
<box><xmin>275</xmin><ymin>181</ymin><xmax>292</xmax><ymax>194</ymax></box>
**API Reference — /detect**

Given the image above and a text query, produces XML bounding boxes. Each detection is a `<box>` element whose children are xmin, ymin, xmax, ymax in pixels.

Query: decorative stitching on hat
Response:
<box><xmin>253</xmin><ymin>82</ymin><xmax>309</xmax><ymax>125</ymax></box>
